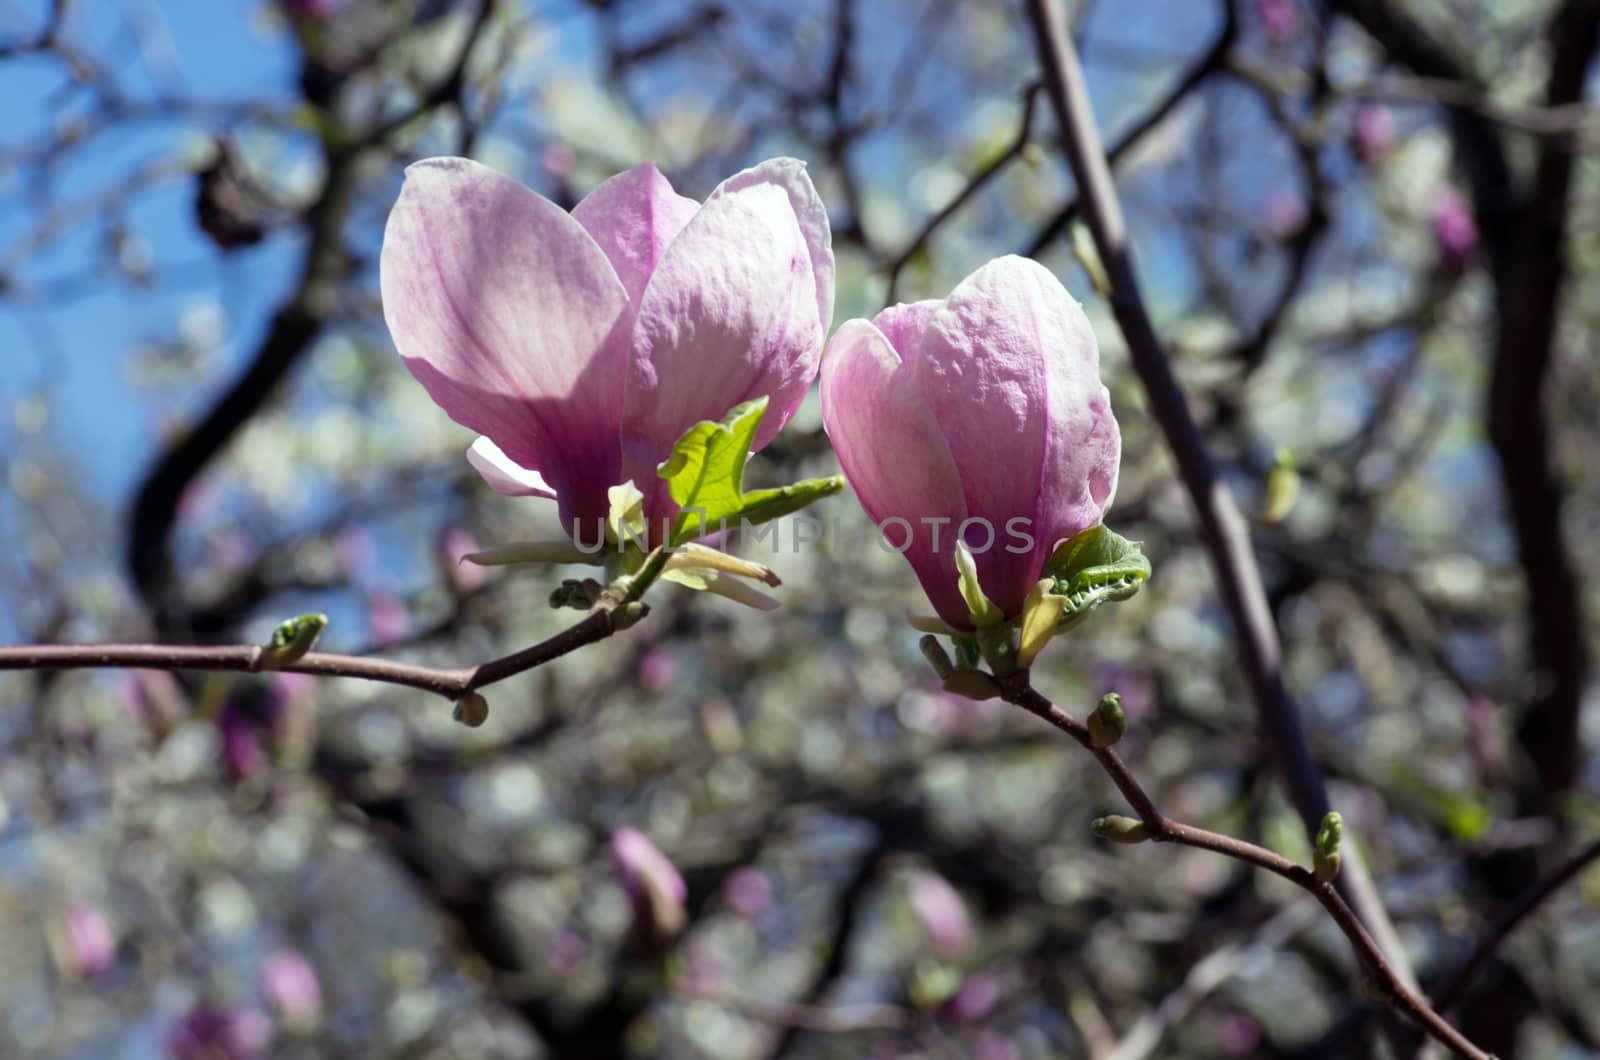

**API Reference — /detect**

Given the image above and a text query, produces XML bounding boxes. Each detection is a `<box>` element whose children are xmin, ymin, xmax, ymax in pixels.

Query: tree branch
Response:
<box><xmin>1020</xmin><ymin>0</ymin><xmax>1415</xmax><ymax>991</ymax></box>
<box><xmin>996</xmin><ymin>675</ymin><xmax>1490</xmax><ymax>1060</ymax></box>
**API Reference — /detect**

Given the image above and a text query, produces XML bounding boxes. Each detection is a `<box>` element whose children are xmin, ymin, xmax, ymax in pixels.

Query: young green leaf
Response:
<box><xmin>658</xmin><ymin>397</ymin><xmax>842</xmax><ymax>542</ymax></box>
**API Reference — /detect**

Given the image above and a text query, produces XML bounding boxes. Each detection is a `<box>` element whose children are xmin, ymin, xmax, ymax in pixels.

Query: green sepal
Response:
<box><xmin>658</xmin><ymin>397</ymin><xmax>842</xmax><ymax>543</ymax></box>
<box><xmin>1043</xmin><ymin>523</ymin><xmax>1152</xmax><ymax>627</ymax></box>
<box><xmin>258</xmin><ymin>613</ymin><xmax>328</xmax><ymax>669</ymax></box>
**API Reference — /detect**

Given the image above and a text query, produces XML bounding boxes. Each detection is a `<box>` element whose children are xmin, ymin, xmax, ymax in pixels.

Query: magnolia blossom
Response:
<box><xmin>381</xmin><ymin>157</ymin><xmax>834</xmax><ymax>542</ymax></box>
<box><xmin>1353</xmin><ymin>104</ymin><xmax>1395</xmax><ymax>164</ymax></box>
<box><xmin>611</xmin><ymin>826</ymin><xmax>687</xmax><ymax>945</ymax></box>
<box><xmin>907</xmin><ymin>869</ymin><xmax>971</xmax><ymax>960</ymax></box>
<box><xmin>1433</xmin><ymin>185</ymin><xmax>1479</xmax><ymax>267</ymax></box>
<box><xmin>59</xmin><ymin>901</ymin><xmax>116</xmax><ymax>979</ymax></box>
<box><xmin>259</xmin><ymin>950</ymin><xmax>322</xmax><ymax>1030</ymax></box>
<box><xmin>821</xmin><ymin>256</ymin><xmax>1120</xmax><ymax>628</ymax></box>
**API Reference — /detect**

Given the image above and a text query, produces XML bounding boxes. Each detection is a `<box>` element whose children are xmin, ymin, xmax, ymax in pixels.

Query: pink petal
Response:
<box><xmin>622</xmin><ymin>179</ymin><xmax>826</xmax><ymax>522</ymax></box>
<box><xmin>466</xmin><ymin>436</ymin><xmax>557</xmax><ymax>499</ymax></box>
<box><xmin>706</xmin><ymin>157</ymin><xmax>835</xmax><ymax>336</ymax></box>
<box><xmin>914</xmin><ymin>256</ymin><xmax>1110</xmax><ymax>614</ymax></box>
<box><xmin>821</xmin><ymin>318</ymin><xmax>971</xmax><ymax>628</ymax></box>
<box><xmin>380</xmin><ymin>157</ymin><xmax>629</xmax><ymax>531</ymax></box>
<box><xmin>572</xmin><ymin>163</ymin><xmax>701</xmax><ymax>306</ymax></box>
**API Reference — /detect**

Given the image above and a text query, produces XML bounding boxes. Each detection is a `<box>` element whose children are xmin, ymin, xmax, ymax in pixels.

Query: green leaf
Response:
<box><xmin>658</xmin><ymin>397</ymin><xmax>842</xmax><ymax>543</ymax></box>
<box><xmin>1043</xmin><ymin>523</ymin><xmax>1152</xmax><ymax>627</ymax></box>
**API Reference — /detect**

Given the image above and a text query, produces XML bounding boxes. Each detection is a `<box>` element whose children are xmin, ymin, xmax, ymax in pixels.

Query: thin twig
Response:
<box><xmin>1020</xmin><ymin>0</ymin><xmax>1417</xmax><ymax>995</ymax></box>
<box><xmin>883</xmin><ymin>82</ymin><xmax>1042</xmax><ymax>304</ymax></box>
<box><xmin>0</xmin><ymin>550</ymin><xmax>667</xmax><ymax>704</ymax></box>
<box><xmin>997</xmin><ymin>676</ymin><xmax>1490</xmax><ymax>1060</ymax></box>
<box><xmin>1433</xmin><ymin>838</ymin><xmax>1600</xmax><ymax>1011</ymax></box>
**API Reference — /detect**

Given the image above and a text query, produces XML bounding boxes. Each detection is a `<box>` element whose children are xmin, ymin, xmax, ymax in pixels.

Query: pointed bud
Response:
<box><xmin>1313</xmin><ymin>811</ymin><xmax>1343</xmax><ymax>882</ymax></box>
<box><xmin>920</xmin><ymin>635</ymin><xmax>956</xmax><ymax>679</ymax></box>
<box><xmin>1262</xmin><ymin>446</ymin><xmax>1299</xmax><ymax>524</ymax></box>
<box><xmin>1088</xmin><ymin>692</ymin><xmax>1126</xmax><ymax>749</ymax></box>
<box><xmin>257</xmin><ymin>614</ymin><xmax>327</xmax><ymax>670</ymax></box>
<box><xmin>1017</xmin><ymin>580</ymin><xmax>1066</xmax><ymax>669</ymax></box>
<box><xmin>954</xmin><ymin>541</ymin><xmax>1004</xmax><ymax>628</ymax></box>
<box><xmin>452</xmin><ymin>692</ymin><xmax>489</xmax><ymax>728</ymax></box>
<box><xmin>941</xmin><ymin>670</ymin><xmax>1002</xmax><ymax>702</ymax></box>
<box><xmin>1091</xmin><ymin>815</ymin><xmax>1150</xmax><ymax>844</ymax></box>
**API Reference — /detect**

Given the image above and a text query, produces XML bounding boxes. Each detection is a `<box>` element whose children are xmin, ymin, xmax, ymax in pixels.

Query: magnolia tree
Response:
<box><xmin>1</xmin><ymin>0</ymin><xmax>1598</xmax><ymax>1058</ymax></box>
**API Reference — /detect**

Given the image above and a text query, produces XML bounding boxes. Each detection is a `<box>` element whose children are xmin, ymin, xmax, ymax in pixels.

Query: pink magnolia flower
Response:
<box><xmin>611</xmin><ymin>826</ymin><xmax>687</xmax><ymax>945</ymax></box>
<box><xmin>820</xmin><ymin>256</ymin><xmax>1120</xmax><ymax>629</ymax></box>
<box><xmin>381</xmin><ymin>157</ymin><xmax>834</xmax><ymax>543</ymax></box>
<box><xmin>1257</xmin><ymin>0</ymin><xmax>1298</xmax><ymax>45</ymax></box>
<box><xmin>908</xmin><ymin>870</ymin><xmax>971</xmax><ymax>960</ymax></box>
<box><xmin>1433</xmin><ymin>185</ymin><xmax>1479</xmax><ymax>267</ymax></box>
<box><xmin>1353</xmin><ymin>104</ymin><xmax>1395</xmax><ymax>164</ymax></box>
<box><xmin>259</xmin><ymin>950</ymin><xmax>322</xmax><ymax>1030</ymax></box>
<box><xmin>167</xmin><ymin>1006</ymin><xmax>272</xmax><ymax>1060</ymax></box>
<box><xmin>723</xmin><ymin>867</ymin><xmax>773</xmax><ymax>920</ymax></box>
<box><xmin>59</xmin><ymin>901</ymin><xmax>116</xmax><ymax>979</ymax></box>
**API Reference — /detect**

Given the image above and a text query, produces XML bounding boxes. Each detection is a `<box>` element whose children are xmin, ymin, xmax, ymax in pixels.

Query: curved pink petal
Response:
<box><xmin>380</xmin><ymin>157</ymin><xmax>628</xmax><ymax>532</ymax></box>
<box><xmin>913</xmin><ymin>256</ymin><xmax>1085</xmax><ymax>614</ymax></box>
<box><xmin>571</xmin><ymin>163</ymin><xmax>701</xmax><ymax>306</ymax></box>
<box><xmin>707</xmin><ymin>157</ymin><xmax>835</xmax><ymax>335</ymax></box>
<box><xmin>466</xmin><ymin>436</ymin><xmax>557</xmax><ymax>499</ymax></box>
<box><xmin>622</xmin><ymin>180</ymin><xmax>825</xmax><ymax>522</ymax></box>
<box><xmin>821</xmin><ymin>319</ymin><xmax>971</xmax><ymax>628</ymax></box>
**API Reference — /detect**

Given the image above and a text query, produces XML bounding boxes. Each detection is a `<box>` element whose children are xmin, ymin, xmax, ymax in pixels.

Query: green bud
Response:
<box><xmin>1088</xmin><ymin>692</ymin><xmax>1126</xmax><ymax>748</ymax></box>
<box><xmin>919</xmin><ymin>635</ymin><xmax>955</xmax><ymax>679</ymax></box>
<box><xmin>453</xmin><ymin>691</ymin><xmax>490</xmax><ymax>728</ymax></box>
<box><xmin>1091</xmin><ymin>815</ymin><xmax>1149</xmax><ymax>844</ymax></box>
<box><xmin>611</xmin><ymin>601</ymin><xmax>650</xmax><ymax>631</ymax></box>
<box><xmin>941</xmin><ymin>670</ymin><xmax>1003</xmax><ymax>702</ymax></box>
<box><xmin>1314</xmin><ymin>811</ymin><xmax>1343</xmax><ymax>882</ymax></box>
<box><xmin>257</xmin><ymin>613</ymin><xmax>327</xmax><ymax>670</ymax></box>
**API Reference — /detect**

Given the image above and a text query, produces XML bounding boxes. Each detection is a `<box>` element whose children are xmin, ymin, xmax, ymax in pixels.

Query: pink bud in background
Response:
<box><xmin>1353</xmin><ymin>104</ymin><xmax>1395</xmax><ymax>164</ymax></box>
<box><xmin>637</xmin><ymin>646</ymin><xmax>677</xmax><ymax>692</ymax></box>
<box><xmin>908</xmin><ymin>870</ymin><xmax>971</xmax><ymax>960</ymax></box>
<box><xmin>381</xmin><ymin>156</ymin><xmax>834</xmax><ymax>543</ymax></box>
<box><xmin>723</xmin><ymin>867</ymin><xmax>773</xmax><ymax>920</ymax></box>
<box><xmin>941</xmin><ymin>973</ymin><xmax>1002</xmax><ymax>1025</ymax></box>
<box><xmin>366</xmin><ymin>593</ymin><xmax>410</xmax><ymax>647</ymax></box>
<box><xmin>260</xmin><ymin>950</ymin><xmax>322</xmax><ymax>1030</ymax></box>
<box><xmin>219</xmin><ymin>707</ymin><xmax>263</xmax><ymax>781</ymax></box>
<box><xmin>438</xmin><ymin>526</ymin><xmax>487</xmax><ymax>594</ymax></box>
<box><xmin>335</xmin><ymin>526</ymin><xmax>375</xmax><ymax>582</ymax></box>
<box><xmin>1261</xmin><ymin>188</ymin><xmax>1307</xmax><ymax>240</ymax></box>
<box><xmin>821</xmin><ymin>257</ymin><xmax>1119</xmax><ymax>628</ymax></box>
<box><xmin>1432</xmin><ymin>185</ymin><xmax>1479</xmax><ymax>268</ymax></box>
<box><xmin>59</xmin><ymin>902</ymin><xmax>116</xmax><ymax>979</ymax></box>
<box><xmin>611</xmin><ymin>827</ymin><xmax>687</xmax><ymax>945</ymax></box>
<box><xmin>167</xmin><ymin>1006</ymin><xmax>272</xmax><ymax>1060</ymax></box>
<box><xmin>1256</xmin><ymin>0</ymin><xmax>1298</xmax><ymax>44</ymax></box>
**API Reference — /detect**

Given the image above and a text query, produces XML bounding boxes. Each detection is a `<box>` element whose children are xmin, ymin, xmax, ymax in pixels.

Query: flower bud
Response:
<box><xmin>453</xmin><ymin>692</ymin><xmax>490</xmax><ymax>728</ymax></box>
<box><xmin>1314</xmin><ymin>811</ymin><xmax>1343</xmax><ymax>882</ymax></box>
<box><xmin>1088</xmin><ymin>692</ymin><xmax>1126</xmax><ymax>749</ymax></box>
<box><xmin>611</xmin><ymin>827</ymin><xmax>687</xmax><ymax>948</ymax></box>
<box><xmin>256</xmin><ymin>613</ymin><xmax>326</xmax><ymax>670</ymax></box>
<box><xmin>1091</xmin><ymin>815</ymin><xmax>1150</xmax><ymax>844</ymax></box>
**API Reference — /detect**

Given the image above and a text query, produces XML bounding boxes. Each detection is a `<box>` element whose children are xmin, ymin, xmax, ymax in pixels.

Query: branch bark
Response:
<box><xmin>1020</xmin><ymin>0</ymin><xmax>1415</xmax><ymax>991</ymax></box>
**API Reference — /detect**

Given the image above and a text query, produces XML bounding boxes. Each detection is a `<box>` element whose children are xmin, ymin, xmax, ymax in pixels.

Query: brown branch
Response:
<box><xmin>883</xmin><ymin>82</ymin><xmax>1042</xmax><ymax>304</ymax></box>
<box><xmin>1433</xmin><ymin>839</ymin><xmax>1600</xmax><ymax>1012</ymax></box>
<box><xmin>1020</xmin><ymin>0</ymin><xmax>1416</xmax><ymax>993</ymax></box>
<box><xmin>997</xmin><ymin>676</ymin><xmax>1490</xmax><ymax>1060</ymax></box>
<box><xmin>1021</xmin><ymin>2</ymin><xmax>1237</xmax><ymax>259</ymax></box>
<box><xmin>1</xmin><ymin>552</ymin><xmax>665</xmax><ymax>705</ymax></box>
